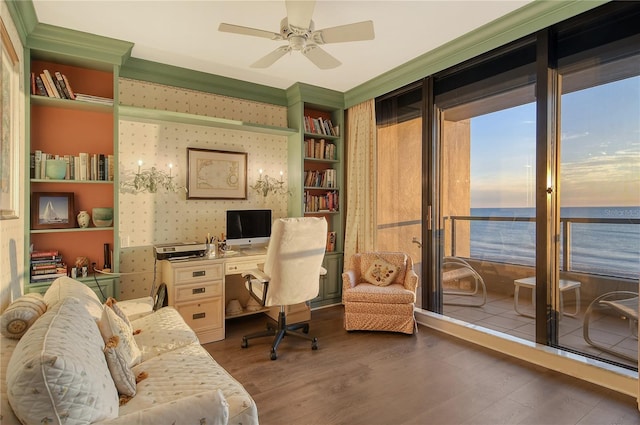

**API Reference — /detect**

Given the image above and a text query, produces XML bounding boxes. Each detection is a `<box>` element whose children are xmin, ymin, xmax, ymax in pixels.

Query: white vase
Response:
<box><xmin>77</xmin><ymin>210</ymin><xmax>90</xmax><ymax>228</ymax></box>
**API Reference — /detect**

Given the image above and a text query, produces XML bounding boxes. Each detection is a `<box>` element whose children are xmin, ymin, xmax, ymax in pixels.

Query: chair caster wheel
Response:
<box><xmin>311</xmin><ymin>337</ymin><xmax>318</xmax><ymax>350</ymax></box>
<box><xmin>241</xmin><ymin>338</ymin><xmax>248</xmax><ymax>348</ymax></box>
<box><xmin>270</xmin><ymin>349</ymin><xmax>277</xmax><ymax>360</ymax></box>
<box><xmin>303</xmin><ymin>324</ymin><xmax>310</xmax><ymax>334</ymax></box>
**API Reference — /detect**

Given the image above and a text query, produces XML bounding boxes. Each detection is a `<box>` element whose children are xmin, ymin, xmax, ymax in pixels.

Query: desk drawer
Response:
<box><xmin>174</xmin><ymin>281</ymin><xmax>222</xmax><ymax>303</ymax></box>
<box><xmin>176</xmin><ymin>298</ymin><xmax>222</xmax><ymax>333</ymax></box>
<box><xmin>174</xmin><ymin>263</ymin><xmax>223</xmax><ymax>284</ymax></box>
<box><xmin>225</xmin><ymin>260</ymin><xmax>263</xmax><ymax>275</ymax></box>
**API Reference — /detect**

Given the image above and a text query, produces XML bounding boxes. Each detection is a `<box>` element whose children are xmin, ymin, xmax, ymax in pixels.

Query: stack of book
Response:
<box><xmin>31</xmin><ymin>250</ymin><xmax>67</xmax><ymax>282</ymax></box>
<box><xmin>31</xmin><ymin>69</ymin><xmax>113</xmax><ymax>106</ymax></box>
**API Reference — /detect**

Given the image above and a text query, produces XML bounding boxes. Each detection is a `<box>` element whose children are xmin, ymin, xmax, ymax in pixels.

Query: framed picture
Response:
<box><xmin>0</xmin><ymin>18</ymin><xmax>20</xmax><ymax>219</ymax></box>
<box><xmin>187</xmin><ymin>148</ymin><xmax>247</xmax><ymax>199</ymax></box>
<box><xmin>31</xmin><ymin>192</ymin><xmax>76</xmax><ymax>229</ymax></box>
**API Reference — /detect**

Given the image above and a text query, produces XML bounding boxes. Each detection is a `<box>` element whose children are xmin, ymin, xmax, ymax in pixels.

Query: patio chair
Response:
<box><xmin>442</xmin><ymin>257</ymin><xmax>487</xmax><ymax>307</ymax></box>
<box><xmin>583</xmin><ymin>291</ymin><xmax>638</xmax><ymax>362</ymax></box>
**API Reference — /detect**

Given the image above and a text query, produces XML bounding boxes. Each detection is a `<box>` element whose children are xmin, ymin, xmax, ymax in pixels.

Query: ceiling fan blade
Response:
<box><xmin>312</xmin><ymin>21</ymin><xmax>375</xmax><ymax>44</ymax></box>
<box><xmin>302</xmin><ymin>44</ymin><xmax>341</xmax><ymax>69</ymax></box>
<box><xmin>286</xmin><ymin>0</ymin><xmax>315</xmax><ymax>29</ymax></box>
<box><xmin>251</xmin><ymin>46</ymin><xmax>291</xmax><ymax>68</ymax></box>
<box><xmin>218</xmin><ymin>23</ymin><xmax>283</xmax><ymax>41</ymax></box>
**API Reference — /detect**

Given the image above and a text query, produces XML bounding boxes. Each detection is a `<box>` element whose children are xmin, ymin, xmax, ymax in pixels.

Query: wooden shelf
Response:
<box><xmin>31</xmin><ymin>179</ymin><xmax>114</xmax><ymax>184</ymax></box>
<box><xmin>31</xmin><ymin>95</ymin><xmax>113</xmax><ymax>113</ymax></box>
<box><xmin>119</xmin><ymin>105</ymin><xmax>297</xmax><ymax>136</ymax></box>
<box><xmin>304</xmin><ymin>157</ymin><xmax>339</xmax><ymax>164</ymax></box>
<box><xmin>31</xmin><ymin>227</ymin><xmax>114</xmax><ymax>234</ymax></box>
<box><xmin>304</xmin><ymin>132</ymin><xmax>339</xmax><ymax>140</ymax></box>
<box><xmin>225</xmin><ymin>307</ymin><xmax>270</xmax><ymax>320</ymax></box>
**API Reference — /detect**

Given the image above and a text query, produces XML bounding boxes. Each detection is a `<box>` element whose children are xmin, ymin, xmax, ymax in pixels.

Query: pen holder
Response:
<box><xmin>206</xmin><ymin>243</ymin><xmax>217</xmax><ymax>258</ymax></box>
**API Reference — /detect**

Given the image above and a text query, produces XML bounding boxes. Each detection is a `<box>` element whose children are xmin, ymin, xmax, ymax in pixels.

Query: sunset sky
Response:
<box><xmin>470</xmin><ymin>76</ymin><xmax>639</xmax><ymax>209</ymax></box>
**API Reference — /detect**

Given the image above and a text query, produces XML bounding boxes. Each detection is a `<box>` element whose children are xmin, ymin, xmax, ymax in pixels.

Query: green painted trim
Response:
<box><xmin>5</xmin><ymin>0</ymin><xmax>38</xmax><ymax>45</ymax></box>
<box><xmin>120</xmin><ymin>57</ymin><xmax>288</xmax><ymax>106</ymax></box>
<box><xmin>344</xmin><ymin>0</ymin><xmax>609</xmax><ymax>108</ymax></box>
<box><xmin>286</xmin><ymin>83</ymin><xmax>344</xmax><ymax>110</ymax></box>
<box><xmin>119</xmin><ymin>105</ymin><xmax>296</xmax><ymax>136</ymax></box>
<box><xmin>27</xmin><ymin>23</ymin><xmax>133</xmax><ymax>68</ymax></box>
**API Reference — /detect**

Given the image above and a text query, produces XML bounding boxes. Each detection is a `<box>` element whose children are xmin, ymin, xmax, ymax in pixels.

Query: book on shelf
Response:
<box><xmin>32</xmin><ymin>73</ymin><xmax>47</xmax><ymax>96</ymax></box>
<box><xmin>32</xmin><ymin>266</ymin><xmax>67</xmax><ymax>276</ymax></box>
<box><xmin>74</xmin><ymin>93</ymin><xmax>113</xmax><ymax>105</ymax></box>
<box><xmin>61</xmin><ymin>74</ymin><xmax>76</xmax><ymax>99</ymax></box>
<box><xmin>31</xmin><ymin>255</ymin><xmax>63</xmax><ymax>264</ymax></box>
<box><xmin>54</xmin><ymin>71</ymin><xmax>74</xmax><ymax>100</ymax></box>
<box><xmin>30</xmin><ymin>272</ymin><xmax>68</xmax><ymax>281</ymax></box>
<box><xmin>30</xmin><ymin>250</ymin><xmax>60</xmax><ymax>259</ymax></box>
<box><xmin>42</xmin><ymin>70</ymin><xmax>61</xmax><ymax>99</ymax></box>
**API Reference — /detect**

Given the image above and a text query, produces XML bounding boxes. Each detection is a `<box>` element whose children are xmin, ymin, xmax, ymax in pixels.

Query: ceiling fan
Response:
<box><xmin>218</xmin><ymin>0</ymin><xmax>375</xmax><ymax>69</ymax></box>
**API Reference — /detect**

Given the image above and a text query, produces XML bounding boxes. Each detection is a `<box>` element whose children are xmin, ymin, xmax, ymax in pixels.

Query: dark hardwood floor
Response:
<box><xmin>204</xmin><ymin>306</ymin><xmax>639</xmax><ymax>425</ymax></box>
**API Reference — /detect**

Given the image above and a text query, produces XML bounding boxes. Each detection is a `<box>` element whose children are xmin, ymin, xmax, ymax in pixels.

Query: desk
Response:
<box><xmin>161</xmin><ymin>249</ymin><xmax>310</xmax><ymax>343</ymax></box>
<box><xmin>513</xmin><ymin>276</ymin><xmax>581</xmax><ymax>318</ymax></box>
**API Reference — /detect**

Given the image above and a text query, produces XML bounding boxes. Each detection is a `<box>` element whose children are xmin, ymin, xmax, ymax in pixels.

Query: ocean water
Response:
<box><xmin>469</xmin><ymin>206</ymin><xmax>640</xmax><ymax>279</ymax></box>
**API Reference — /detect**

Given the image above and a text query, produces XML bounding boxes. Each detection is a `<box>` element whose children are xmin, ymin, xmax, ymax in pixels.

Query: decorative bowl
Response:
<box><xmin>45</xmin><ymin>159</ymin><xmax>67</xmax><ymax>179</ymax></box>
<box><xmin>92</xmin><ymin>207</ymin><xmax>113</xmax><ymax>227</ymax></box>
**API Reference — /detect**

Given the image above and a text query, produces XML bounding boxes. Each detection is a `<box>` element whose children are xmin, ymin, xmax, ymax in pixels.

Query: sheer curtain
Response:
<box><xmin>343</xmin><ymin>99</ymin><xmax>376</xmax><ymax>270</ymax></box>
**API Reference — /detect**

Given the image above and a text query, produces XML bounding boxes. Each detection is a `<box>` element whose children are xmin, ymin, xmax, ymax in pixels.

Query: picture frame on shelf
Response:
<box><xmin>186</xmin><ymin>148</ymin><xmax>247</xmax><ymax>200</ymax></box>
<box><xmin>31</xmin><ymin>192</ymin><xmax>75</xmax><ymax>229</ymax></box>
<box><xmin>0</xmin><ymin>18</ymin><xmax>20</xmax><ymax>220</ymax></box>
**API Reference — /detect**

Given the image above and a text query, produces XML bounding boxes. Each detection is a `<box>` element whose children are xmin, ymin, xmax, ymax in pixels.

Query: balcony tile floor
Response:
<box><xmin>443</xmin><ymin>290</ymin><xmax>638</xmax><ymax>369</ymax></box>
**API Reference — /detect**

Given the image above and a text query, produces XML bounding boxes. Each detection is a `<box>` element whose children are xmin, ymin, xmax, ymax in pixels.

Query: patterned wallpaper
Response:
<box><xmin>117</xmin><ymin>79</ymin><xmax>289</xmax><ymax>299</ymax></box>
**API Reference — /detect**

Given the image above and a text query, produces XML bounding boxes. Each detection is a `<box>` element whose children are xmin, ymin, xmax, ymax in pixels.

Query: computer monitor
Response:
<box><xmin>225</xmin><ymin>209</ymin><xmax>272</xmax><ymax>249</ymax></box>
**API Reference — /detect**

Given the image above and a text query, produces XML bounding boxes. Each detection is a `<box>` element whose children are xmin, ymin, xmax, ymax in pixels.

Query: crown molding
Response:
<box><xmin>286</xmin><ymin>83</ymin><xmax>344</xmax><ymax>110</ymax></box>
<box><xmin>27</xmin><ymin>23</ymin><xmax>133</xmax><ymax>69</ymax></box>
<box><xmin>4</xmin><ymin>0</ymin><xmax>37</xmax><ymax>46</ymax></box>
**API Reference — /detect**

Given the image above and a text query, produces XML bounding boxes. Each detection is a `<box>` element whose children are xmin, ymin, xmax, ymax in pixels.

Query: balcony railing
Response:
<box><xmin>446</xmin><ymin>215</ymin><xmax>640</xmax><ymax>280</ymax></box>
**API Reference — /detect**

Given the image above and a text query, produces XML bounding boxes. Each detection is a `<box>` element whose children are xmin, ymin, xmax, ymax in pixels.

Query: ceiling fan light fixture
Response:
<box><xmin>289</xmin><ymin>35</ymin><xmax>306</xmax><ymax>51</ymax></box>
<box><xmin>219</xmin><ymin>0</ymin><xmax>375</xmax><ymax>69</ymax></box>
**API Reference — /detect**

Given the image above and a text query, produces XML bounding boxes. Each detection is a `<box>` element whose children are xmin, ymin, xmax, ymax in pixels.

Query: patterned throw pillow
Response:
<box><xmin>364</xmin><ymin>256</ymin><xmax>400</xmax><ymax>286</ymax></box>
<box><xmin>99</xmin><ymin>305</ymin><xmax>142</xmax><ymax>367</ymax></box>
<box><xmin>105</xmin><ymin>297</ymin><xmax>132</xmax><ymax>331</ymax></box>
<box><xmin>1</xmin><ymin>293</ymin><xmax>47</xmax><ymax>339</ymax></box>
<box><xmin>104</xmin><ymin>335</ymin><xmax>136</xmax><ymax>397</ymax></box>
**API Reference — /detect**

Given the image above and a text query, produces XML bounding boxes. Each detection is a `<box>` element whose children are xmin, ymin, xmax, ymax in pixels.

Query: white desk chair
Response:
<box><xmin>241</xmin><ymin>217</ymin><xmax>327</xmax><ymax>360</ymax></box>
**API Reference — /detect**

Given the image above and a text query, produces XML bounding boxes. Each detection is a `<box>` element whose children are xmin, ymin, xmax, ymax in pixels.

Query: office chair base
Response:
<box><xmin>241</xmin><ymin>311</ymin><xmax>318</xmax><ymax>360</ymax></box>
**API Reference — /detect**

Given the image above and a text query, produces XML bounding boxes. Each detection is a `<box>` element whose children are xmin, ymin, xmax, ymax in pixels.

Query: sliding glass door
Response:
<box><xmin>554</xmin><ymin>25</ymin><xmax>640</xmax><ymax>366</ymax></box>
<box><xmin>433</xmin><ymin>39</ymin><xmax>540</xmax><ymax>335</ymax></box>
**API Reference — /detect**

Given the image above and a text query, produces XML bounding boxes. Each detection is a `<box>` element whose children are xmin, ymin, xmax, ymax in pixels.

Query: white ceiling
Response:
<box><xmin>31</xmin><ymin>0</ymin><xmax>531</xmax><ymax>92</ymax></box>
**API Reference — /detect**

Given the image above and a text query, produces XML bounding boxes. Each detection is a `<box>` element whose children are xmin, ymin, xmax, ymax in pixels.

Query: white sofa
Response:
<box><xmin>1</xmin><ymin>277</ymin><xmax>258</xmax><ymax>425</ymax></box>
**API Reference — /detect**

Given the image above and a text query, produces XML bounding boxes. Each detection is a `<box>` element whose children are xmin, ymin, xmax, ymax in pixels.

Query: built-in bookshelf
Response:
<box><xmin>286</xmin><ymin>83</ymin><xmax>345</xmax><ymax>307</ymax></box>
<box><xmin>26</xmin><ymin>49</ymin><xmax>126</xmax><ymax>298</ymax></box>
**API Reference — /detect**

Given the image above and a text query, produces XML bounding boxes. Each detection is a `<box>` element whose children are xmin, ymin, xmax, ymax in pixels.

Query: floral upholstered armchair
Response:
<box><xmin>342</xmin><ymin>252</ymin><xmax>419</xmax><ymax>334</ymax></box>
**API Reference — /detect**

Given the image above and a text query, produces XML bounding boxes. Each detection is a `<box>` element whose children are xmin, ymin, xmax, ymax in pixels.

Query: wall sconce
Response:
<box><xmin>121</xmin><ymin>160</ymin><xmax>180</xmax><ymax>194</ymax></box>
<box><xmin>250</xmin><ymin>169</ymin><xmax>288</xmax><ymax>197</ymax></box>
